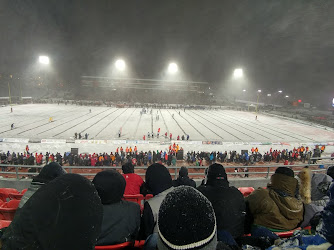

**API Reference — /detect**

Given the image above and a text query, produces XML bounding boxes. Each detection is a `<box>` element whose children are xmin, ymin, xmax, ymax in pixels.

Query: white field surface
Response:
<box><xmin>0</xmin><ymin>104</ymin><xmax>334</xmax><ymax>155</ymax></box>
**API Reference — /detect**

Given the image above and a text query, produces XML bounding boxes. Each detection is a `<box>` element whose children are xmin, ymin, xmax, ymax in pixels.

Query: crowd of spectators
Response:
<box><xmin>0</xmin><ymin>160</ymin><xmax>334</xmax><ymax>249</ymax></box>
<box><xmin>187</xmin><ymin>145</ymin><xmax>326</xmax><ymax>166</ymax></box>
<box><xmin>0</xmin><ymin>145</ymin><xmax>327</xmax><ymax>172</ymax></box>
<box><xmin>0</xmin><ymin>144</ymin><xmax>182</xmax><ymax>170</ymax></box>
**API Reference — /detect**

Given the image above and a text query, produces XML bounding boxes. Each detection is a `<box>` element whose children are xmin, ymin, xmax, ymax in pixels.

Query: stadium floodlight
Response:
<box><xmin>242</xmin><ymin>89</ymin><xmax>246</xmax><ymax>92</ymax></box>
<box><xmin>267</xmin><ymin>94</ymin><xmax>271</xmax><ymax>97</ymax></box>
<box><xmin>278</xmin><ymin>90</ymin><xmax>283</xmax><ymax>93</ymax></box>
<box><xmin>115</xmin><ymin>59</ymin><xmax>126</xmax><ymax>71</ymax></box>
<box><xmin>168</xmin><ymin>62</ymin><xmax>178</xmax><ymax>74</ymax></box>
<box><xmin>233</xmin><ymin>68</ymin><xmax>243</xmax><ymax>78</ymax></box>
<box><xmin>258</xmin><ymin>89</ymin><xmax>262</xmax><ymax>93</ymax></box>
<box><xmin>39</xmin><ymin>56</ymin><xmax>49</xmax><ymax>65</ymax></box>
<box><xmin>285</xmin><ymin>95</ymin><xmax>289</xmax><ymax>98</ymax></box>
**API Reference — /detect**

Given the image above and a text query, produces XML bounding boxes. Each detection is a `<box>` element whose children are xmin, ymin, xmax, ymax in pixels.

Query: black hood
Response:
<box><xmin>122</xmin><ymin>162</ymin><xmax>134</xmax><ymax>174</ymax></box>
<box><xmin>179</xmin><ymin>167</ymin><xmax>188</xmax><ymax>177</ymax></box>
<box><xmin>92</xmin><ymin>170</ymin><xmax>126</xmax><ymax>205</ymax></box>
<box><xmin>146</xmin><ymin>163</ymin><xmax>172</xmax><ymax>195</ymax></box>
<box><xmin>32</xmin><ymin>162</ymin><xmax>66</xmax><ymax>184</ymax></box>
<box><xmin>1</xmin><ymin>174</ymin><xmax>103</xmax><ymax>250</ymax></box>
<box><xmin>206</xmin><ymin>163</ymin><xmax>229</xmax><ymax>187</ymax></box>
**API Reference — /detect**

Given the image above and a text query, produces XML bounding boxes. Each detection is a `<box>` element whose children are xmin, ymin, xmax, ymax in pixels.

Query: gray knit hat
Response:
<box><xmin>157</xmin><ymin>186</ymin><xmax>217</xmax><ymax>250</ymax></box>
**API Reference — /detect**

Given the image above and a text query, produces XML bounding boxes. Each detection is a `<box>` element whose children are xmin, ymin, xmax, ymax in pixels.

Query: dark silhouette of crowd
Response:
<box><xmin>0</xmin><ymin>160</ymin><xmax>333</xmax><ymax>249</ymax></box>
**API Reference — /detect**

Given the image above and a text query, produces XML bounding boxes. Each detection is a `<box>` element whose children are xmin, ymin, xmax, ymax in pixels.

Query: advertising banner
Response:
<box><xmin>2</xmin><ymin>138</ymin><xmax>29</xmax><ymax>143</ymax></box>
<box><xmin>41</xmin><ymin>139</ymin><xmax>66</xmax><ymax>143</ymax></box>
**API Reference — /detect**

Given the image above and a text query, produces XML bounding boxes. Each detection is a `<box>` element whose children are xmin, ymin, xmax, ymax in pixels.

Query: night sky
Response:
<box><xmin>1</xmin><ymin>1</ymin><xmax>334</xmax><ymax>106</ymax></box>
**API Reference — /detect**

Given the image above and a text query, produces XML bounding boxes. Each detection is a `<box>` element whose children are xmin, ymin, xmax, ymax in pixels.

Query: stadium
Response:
<box><xmin>1</xmin><ymin>1</ymin><xmax>334</xmax><ymax>249</ymax></box>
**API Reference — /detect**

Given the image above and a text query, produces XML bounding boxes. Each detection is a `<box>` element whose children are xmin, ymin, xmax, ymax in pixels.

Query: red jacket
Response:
<box><xmin>122</xmin><ymin>173</ymin><xmax>144</xmax><ymax>195</ymax></box>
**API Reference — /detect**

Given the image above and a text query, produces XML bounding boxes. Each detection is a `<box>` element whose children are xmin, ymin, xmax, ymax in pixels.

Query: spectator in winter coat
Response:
<box><xmin>299</xmin><ymin>168</ymin><xmax>332</xmax><ymax>228</ymax></box>
<box><xmin>1</xmin><ymin>174</ymin><xmax>103</xmax><ymax>250</ymax></box>
<box><xmin>18</xmin><ymin>162</ymin><xmax>66</xmax><ymax>209</ymax></box>
<box><xmin>93</xmin><ymin>170</ymin><xmax>141</xmax><ymax>246</ymax></box>
<box><xmin>172</xmin><ymin>167</ymin><xmax>196</xmax><ymax>188</ymax></box>
<box><xmin>197</xmin><ymin>163</ymin><xmax>246</xmax><ymax>240</ymax></box>
<box><xmin>122</xmin><ymin>162</ymin><xmax>144</xmax><ymax>195</ymax></box>
<box><xmin>267</xmin><ymin>182</ymin><xmax>334</xmax><ymax>249</ymax></box>
<box><xmin>140</xmin><ymin>163</ymin><xmax>174</xmax><ymax>240</ymax></box>
<box><xmin>246</xmin><ymin>167</ymin><xmax>304</xmax><ymax>231</ymax></box>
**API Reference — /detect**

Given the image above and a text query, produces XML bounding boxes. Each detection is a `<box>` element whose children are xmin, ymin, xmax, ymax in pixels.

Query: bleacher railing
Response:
<box><xmin>0</xmin><ymin>157</ymin><xmax>332</xmax><ymax>180</ymax></box>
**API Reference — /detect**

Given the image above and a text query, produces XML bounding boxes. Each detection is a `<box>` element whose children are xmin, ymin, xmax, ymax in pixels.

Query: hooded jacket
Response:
<box><xmin>1</xmin><ymin>174</ymin><xmax>103</xmax><ymax>250</ymax></box>
<box><xmin>172</xmin><ymin>167</ymin><xmax>196</xmax><ymax>188</ymax></box>
<box><xmin>18</xmin><ymin>162</ymin><xmax>66</xmax><ymax>209</ymax></box>
<box><xmin>197</xmin><ymin>164</ymin><xmax>246</xmax><ymax>239</ymax></box>
<box><xmin>246</xmin><ymin>173</ymin><xmax>304</xmax><ymax>230</ymax></box>
<box><xmin>266</xmin><ymin>184</ymin><xmax>334</xmax><ymax>249</ymax></box>
<box><xmin>93</xmin><ymin>170</ymin><xmax>141</xmax><ymax>245</ymax></box>
<box><xmin>140</xmin><ymin>164</ymin><xmax>174</xmax><ymax>239</ymax></box>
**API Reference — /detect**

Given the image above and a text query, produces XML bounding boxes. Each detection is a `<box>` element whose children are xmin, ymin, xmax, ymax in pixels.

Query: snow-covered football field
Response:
<box><xmin>0</xmin><ymin>104</ymin><xmax>333</xmax><ymax>155</ymax></box>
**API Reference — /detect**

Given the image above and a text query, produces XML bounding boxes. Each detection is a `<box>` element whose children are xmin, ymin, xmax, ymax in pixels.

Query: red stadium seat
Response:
<box><xmin>0</xmin><ymin>220</ymin><xmax>11</xmax><ymax>229</ymax></box>
<box><xmin>275</xmin><ymin>229</ymin><xmax>296</xmax><ymax>238</ymax></box>
<box><xmin>145</xmin><ymin>194</ymin><xmax>153</xmax><ymax>201</ymax></box>
<box><xmin>21</xmin><ymin>189</ymin><xmax>28</xmax><ymax>194</ymax></box>
<box><xmin>134</xmin><ymin>240</ymin><xmax>145</xmax><ymax>248</ymax></box>
<box><xmin>4</xmin><ymin>199</ymin><xmax>20</xmax><ymax>209</ymax></box>
<box><xmin>95</xmin><ymin>241</ymin><xmax>133</xmax><ymax>249</ymax></box>
<box><xmin>275</xmin><ymin>226</ymin><xmax>311</xmax><ymax>238</ymax></box>
<box><xmin>123</xmin><ymin>194</ymin><xmax>144</xmax><ymax>204</ymax></box>
<box><xmin>0</xmin><ymin>188</ymin><xmax>19</xmax><ymax>202</ymax></box>
<box><xmin>0</xmin><ymin>200</ymin><xmax>20</xmax><ymax>220</ymax></box>
<box><xmin>238</xmin><ymin>187</ymin><xmax>255</xmax><ymax>197</ymax></box>
<box><xmin>8</xmin><ymin>193</ymin><xmax>24</xmax><ymax>200</ymax></box>
<box><xmin>123</xmin><ymin>194</ymin><xmax>144</xmax><ymax>211</ymax></box>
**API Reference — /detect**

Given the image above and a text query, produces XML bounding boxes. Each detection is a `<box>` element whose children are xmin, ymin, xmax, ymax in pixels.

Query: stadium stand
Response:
<box><xmin>0</xmin><ymin>199</ymin><xmax>20</xmax><ymax>220</ymax></box>
<box><xmin>122</xmin><ymin>194</ymin><xmax>144</xmax><ymax>211</ymax></box>
<box><xmin>238</xmin><ymin>187</ymin><xmax>255</xmax><ymax>197</ymax></box>
<box><xmin>0</xmin><ymin>220</ymin><xmax>11</xmax><ymax>229</ymax></box>
<box><xmin>0</xmin><ymin>188</ymin><xmax>19</xmax><ymax>202</ymax></box>
<box><xmin>8</xmin><ymin>189</ymin><xmax>27</xmax><ymax>200</ymax></box>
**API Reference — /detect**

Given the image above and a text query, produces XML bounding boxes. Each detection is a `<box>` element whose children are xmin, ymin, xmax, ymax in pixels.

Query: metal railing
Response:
<box><xmin>0</xmin><ymin>160</ymin><xmax>332</xmax><ymax>180</ymax></box>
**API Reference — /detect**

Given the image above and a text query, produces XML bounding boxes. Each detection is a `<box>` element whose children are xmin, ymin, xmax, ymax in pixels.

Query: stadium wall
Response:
<box><xmin>0</xmin><ymin>177</ymin><xmax>273</xmax><ymax>191</ymax></box>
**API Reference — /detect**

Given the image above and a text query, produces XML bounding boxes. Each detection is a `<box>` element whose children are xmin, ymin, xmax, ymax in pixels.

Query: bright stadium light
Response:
<box><xmin>168</xmin><ymin>62</ymin><xmax>178</xmax><ymax>74</ymax></box>
<box><xmin>233</xmin><ymin>68</ymin><xmax>243</xmax><ymax>78</ymax></box>
<box><xmin>39</xmin><ymin>56</ymin><xmax>49</xmax><ymax>65</ymax></box>
<box><xmin>278</xmin><ymin>90</ymin><xmax>283</xmax><ymax>93</ymax></box>
<box><xmin>242</xmin><ymin>89</ymin><xmax>246</xmax><ymax>92</ymax></box>
<box><xmin>285</xmin><ymin>95</ymin><xmax>289</xmax><ymax>98</ymax></box>
<box><xmin>258</xmin><ymin>89</ymin><xmax>262</xmax><ymax>93</ymax></box>
<box><xmin>115</xmin><ymin>59</ymin><xmax>126</xmax><ymax>71</ymax></box>
<box><xmin>267</xmin><ymin>94</ymin><xmax>271</xmax><ymax>97</ymax></box>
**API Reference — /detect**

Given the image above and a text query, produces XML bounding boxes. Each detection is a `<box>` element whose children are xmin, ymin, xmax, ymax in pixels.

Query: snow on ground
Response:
<box><xmin>0</xmin><ymin>104</ymin><xmax>334</xmax><ymax>155</ymax></box>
